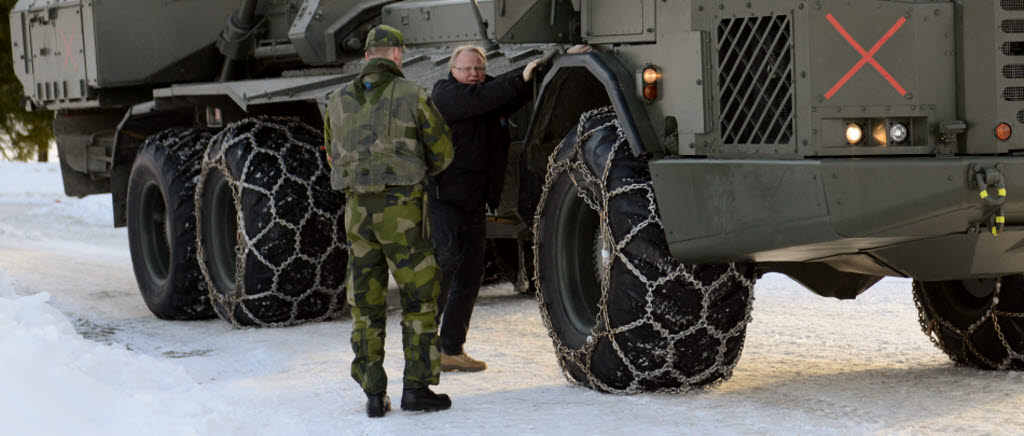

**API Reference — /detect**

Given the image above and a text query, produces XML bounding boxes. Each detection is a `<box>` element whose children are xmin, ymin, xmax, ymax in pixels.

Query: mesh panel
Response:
<box><xmin>1003</xmin><ymin>0</ymin><xmax>1024</xmax><ymax>11</ymax></box>
<box><xmin>1003</xmin><ymin>19</ymin><xmax>1024</xmax><ymax>33</ymax></box>
<box><xmin>1003</xmin><ymin>42</ymin><xmax>1024</xmax><ymax>56</ymax></box>
<box><xmin>1005</xmin><ymin>65</ymin><xmax>1024</xmax><ymax>79</ymax></box>
<box><xmin>716</xmin><ymin>15</ymin><xmax>795</xmax><ymax>145</ymax></box>
<box><xmin>1003</xmin><ymin>13</ymin><xmax>1024</xmax><ymax>125</ymax></box>
<box><xmin>1004</xmin><ymin>87</ymin><xmax>1024</xmax><ymax>101</ymax></box>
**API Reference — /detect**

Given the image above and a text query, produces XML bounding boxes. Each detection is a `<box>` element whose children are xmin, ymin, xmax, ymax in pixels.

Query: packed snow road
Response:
<box><xmin>1</xmin><ymin>161</ymin><xmax>1022</xmax><ymax>435</ymax></box>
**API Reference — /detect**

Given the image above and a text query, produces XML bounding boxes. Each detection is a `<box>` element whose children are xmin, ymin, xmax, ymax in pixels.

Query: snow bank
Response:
<box><xmin>0</xmin><ymin>270</ymin><xmax>238</xmax><ymax>436</ymax></box>
<box><xmin>0</xmin><ymin>161</ymin><xmax>64</xmax><ymax>199</ymax></box>
<box><xmin>0</xmin><ymin>162</ymin><xmax>118</xmax><ymax>242</ymax></box>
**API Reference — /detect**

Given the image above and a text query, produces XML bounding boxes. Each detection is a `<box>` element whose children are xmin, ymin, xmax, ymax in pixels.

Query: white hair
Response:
<box><xmin>448</xmin><ymin>45</ymin><xmax>487</xmax><ymax>69</ymax></box>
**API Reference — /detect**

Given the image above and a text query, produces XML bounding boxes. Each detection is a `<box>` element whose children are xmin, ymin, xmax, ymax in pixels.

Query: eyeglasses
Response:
<box><xmin>453</xmin><ymin>66</ymin><xmax>486</xmax><ymax>73</ymax></box>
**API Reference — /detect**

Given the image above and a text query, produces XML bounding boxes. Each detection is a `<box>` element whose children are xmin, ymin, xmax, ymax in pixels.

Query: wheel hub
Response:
<box><xmin>205</xmin><ymin>173</ymin><xmax>238</xmax><ymax>292</ymax></box>
<box><xmin>594</xmin><ymin>229</ymin><xmax>611</xmax><ymax>276</ymax></box>
<box><xmin>139</xmin><ymin>181</ymin><xmax>170</xmax><ymax>283</ymax></box>
<box><xmin>556</xmin><ymin>185</ymin><xmax>603</xmax><ymax>334</ymax></box>
<box><xmin>961</xmin><ymin>278</ymin><xmax>998</xmax><ymax>299</ymax></box>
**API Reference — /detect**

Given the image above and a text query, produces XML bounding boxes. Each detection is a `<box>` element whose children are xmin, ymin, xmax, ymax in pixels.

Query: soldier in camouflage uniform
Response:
<box><xmin>323</xmin><ymin>24</ymin><xmax>455</xmax><ymax>418</ymax></box>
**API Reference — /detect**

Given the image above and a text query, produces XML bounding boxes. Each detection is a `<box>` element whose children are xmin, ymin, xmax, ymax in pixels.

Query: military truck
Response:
<box><xmin>9</xmin><ymin>0</ymin><xmax>1024</xmax><ymax>393</ymax></box>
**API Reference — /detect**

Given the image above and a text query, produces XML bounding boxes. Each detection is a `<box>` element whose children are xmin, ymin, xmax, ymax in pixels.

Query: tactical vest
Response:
<box><xmin>327</xmin><ymin>74</ymin><xmax>430</xmax><ymax>193</ymax></box>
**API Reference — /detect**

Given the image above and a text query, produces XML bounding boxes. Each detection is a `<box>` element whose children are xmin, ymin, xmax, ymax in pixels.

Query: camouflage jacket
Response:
<box><xmin>324</xmin><ymin>58</ymin><xmax>454</xmax><ymax>194</ymax></box>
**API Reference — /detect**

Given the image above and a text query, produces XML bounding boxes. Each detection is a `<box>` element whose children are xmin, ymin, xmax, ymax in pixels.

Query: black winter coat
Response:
<box><xmin>429</xmin><ymin>68</ymin><xmax>532</xmax><ymax>211</ymax></box>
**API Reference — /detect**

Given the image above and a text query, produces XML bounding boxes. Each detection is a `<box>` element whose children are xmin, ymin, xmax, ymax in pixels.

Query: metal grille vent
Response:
<box><xmin>1003</xmin><ymin>87</ymin><xmax>1024</xmax><ymax>101</ymax></box>
<box><xmin>1004</xmin><ymin>0</ymin><xmax>1024</xmax><ymax>11</ymax></box>
<box><xmin>1003</xmin><ymin>19</ymin><xmax>1024</xmax><ymax>33</ymax></box>
<box><xmin>716</xmin><ymin>15</ymin><xmax>794</xmax><ymax>145</ymax></box>
<box><xmin>1006</xmin><ymin>65</ymin><xmax>1024</xmax><ymax>79</ymax></box>
<box><xmin>1003</xmin><ymin>41</ymin><xmax>1024</xmax><ymax>55</ymax></box>
<box><xmin>1003</xmin><ymin>12</ymin><xmax>1024</xmax><ymax>127</ymax></box>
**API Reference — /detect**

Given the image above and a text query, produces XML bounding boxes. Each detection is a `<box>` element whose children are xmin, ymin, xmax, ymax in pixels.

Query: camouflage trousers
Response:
<box><xmin>345</xmin><ymin>184</ymin><xmax>442</xmax><ymax>395</ymax></box>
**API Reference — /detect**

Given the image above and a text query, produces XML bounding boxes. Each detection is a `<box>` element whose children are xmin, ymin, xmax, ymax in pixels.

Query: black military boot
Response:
<box><xmin>400</xmin><ymin>387</ymin><xmax>452</xmax><ymax>412</ymax></box>
<box><xmin>366</xmin><ymin>392</ymin><xmax>391</xmax><ymax>418</ymax></box>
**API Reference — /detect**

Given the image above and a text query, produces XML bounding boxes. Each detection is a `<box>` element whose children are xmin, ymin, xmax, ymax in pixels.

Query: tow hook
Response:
<box><xmin>972</xmin><ymin>165</ymin><xmax>1007</xmax><ymax>236</ymax></box>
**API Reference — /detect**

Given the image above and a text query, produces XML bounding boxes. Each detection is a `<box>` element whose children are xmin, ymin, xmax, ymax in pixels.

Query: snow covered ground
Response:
<box><xmin>1</xmin><ymin>161</ymin><xmax>1023</xmax><ymax>435</ymax></box>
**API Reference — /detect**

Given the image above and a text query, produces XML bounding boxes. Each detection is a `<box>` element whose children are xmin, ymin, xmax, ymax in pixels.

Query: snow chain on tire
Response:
<box><xmin>196</xmin><ymin>116</ymin><xmax>348</xmax><ymax>328</ymax></box>
<box><xmin>913</xmin><ymin>278</ymin><xmax>1024</xmax><ymax>369</ymax></box>
<box><xmin>533</xmin><ymin>107</ymin><xmax>756</xmax><ymax>393</ymax></box>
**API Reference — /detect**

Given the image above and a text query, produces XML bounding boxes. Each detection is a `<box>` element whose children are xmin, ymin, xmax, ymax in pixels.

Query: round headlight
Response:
<box><xmin>846</xmin><ymin>124</ymin><xmax>864</xmax><ymax>144</ymax></box>
<box><xmin>889</xmin><ymin>123</ymin><xmax>908</xmax><ymax>143</ymax></box>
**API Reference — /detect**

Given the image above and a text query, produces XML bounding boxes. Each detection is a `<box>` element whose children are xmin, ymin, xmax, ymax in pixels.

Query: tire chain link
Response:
<box><xmin>532</xmin><ymin>107</ymin><xmax>756</xmax><ymax>393</ymax></box>
<box><xmin>913</xmin><ymin>278</ymin><xmax>1024</xmax><ymax>369</ymax></box>
<box><xmin>196</xmin><ymin>116</ymin><xmax>347</xmax><ymax>328</ymax></box>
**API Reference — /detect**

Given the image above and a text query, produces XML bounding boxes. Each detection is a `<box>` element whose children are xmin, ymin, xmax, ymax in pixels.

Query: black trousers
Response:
<box><xmin>428</xmin><ymin>199</ymin><xmax>486</xmax><ymax>356</ymax></box>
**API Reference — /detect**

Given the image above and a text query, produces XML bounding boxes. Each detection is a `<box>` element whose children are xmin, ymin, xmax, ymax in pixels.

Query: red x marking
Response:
<box><xmin>60</xmin><ymin>26</ymin><xmax>78</xmax><ymax>72</ymax></box>
<box><xmin>825</xmin><ymin>14</ymin><xmax>906</xmax><ymax>100</ymax></box>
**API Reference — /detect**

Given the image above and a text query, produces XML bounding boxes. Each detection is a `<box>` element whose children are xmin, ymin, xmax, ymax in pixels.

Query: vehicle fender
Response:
<box><xmin>109</xmin><ymin>101</ymin><xmax>193</xmax><ymax>227</ymax></box>
<box><xmin>523</xmin><ymin>51</ymin><xmax>662</xmax><ymax>158</ymax></box>
<box><xmin>516</xmin><ymin>51</ymin><xmax>662</xmax><ymax>226</ymax></box>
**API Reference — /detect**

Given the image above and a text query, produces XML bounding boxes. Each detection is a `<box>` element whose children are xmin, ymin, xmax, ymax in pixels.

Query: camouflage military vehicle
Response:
<box><xmin>10</xmin><ymin>0</ymin><xmax>1024</xmax><ymax>393</ymax></box>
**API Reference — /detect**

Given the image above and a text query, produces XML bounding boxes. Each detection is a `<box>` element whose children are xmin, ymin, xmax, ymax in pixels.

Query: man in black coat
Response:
<box><xmin>428</xmin><ymin>45</ymin><xmax>541</xmax><ymax>372</ymax></box>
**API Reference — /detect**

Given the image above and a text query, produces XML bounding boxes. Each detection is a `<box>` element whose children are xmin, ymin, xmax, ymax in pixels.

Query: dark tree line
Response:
<box><xmin>1</xmin><ymin>0</ymin><xmax>54</xmax><ymax>162</ymax></box>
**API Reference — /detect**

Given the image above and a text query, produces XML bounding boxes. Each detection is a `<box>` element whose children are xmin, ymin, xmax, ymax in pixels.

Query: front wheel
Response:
<box><xmin>533</xmin><ymin>107</ymin><xmax>756</xmax><ymax>393</ymax></box>
<box><xmin>914</xmin><ymin>277</ymin><xmax>1024</xmax><ymax>369</ymax></box>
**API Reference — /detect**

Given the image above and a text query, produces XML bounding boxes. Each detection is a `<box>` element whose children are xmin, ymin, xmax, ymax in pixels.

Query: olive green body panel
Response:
<box><xmin>382</xmin><ymin>0</ymin><xmax>495</xmax><ymax>45</ymax></box>
<box><xmin>686</xmin><ymin>0</ymin><xmax>955</xmax><ymax>158</ymax></box>
<box><xmin>290</xmin><ymin>0</ymin><xmax>396</xmax><ymax>65</ymax></box>
<box><xmin>10</xmin><ymin>0</ymin><xmax>239</xmax><ymax>110</ymax></box>
<box><xmin>580</xmin><ymin>0</ymin><xmax>656</xmax><ymax>44</ymax></box>
<box><xmin>493</xmin><ymin>0</ymin><xmax>576</xmax><ymax>44</ymax></box>
<box><xmin>650</xmin><ymin>157</ymin><xmax>1024</xmax><ymax>281</ymax></box>
<box><xmin>958</xmin><ymin>2</ymin><xmax>1024</xmax><ymax>154</ymax></box>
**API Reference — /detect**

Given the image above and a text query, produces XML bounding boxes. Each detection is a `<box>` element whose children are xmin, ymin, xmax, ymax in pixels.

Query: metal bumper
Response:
<box><xmin>649</xmin><ymin>157</ymin><xmax>1024</xmax><ymax>281</ymax></box>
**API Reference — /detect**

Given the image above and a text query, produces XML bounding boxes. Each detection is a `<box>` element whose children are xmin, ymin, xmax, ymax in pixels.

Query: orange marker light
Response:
<box><xmin>643</xmin><ymin>68</ymin><xmax>662</xmax><ymax>84</ymax></box>
<box><xmin>643</xmin><ymin>84</ymin><xmax>658</xmax><ymax>100</ymax></box>
<box><xmin>997</xmin><ymin>123</ymin><xmax>1013</xmax><ymax>141</ymax></box>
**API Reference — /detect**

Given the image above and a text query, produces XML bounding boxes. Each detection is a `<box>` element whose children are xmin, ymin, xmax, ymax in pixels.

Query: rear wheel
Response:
<box><xmin>914</xmin><ymin>277</ymin><xmax>1024</xmax><ymax>369</ymax></box>
<box><xmin>126</xmin><ymin>128</ymin><xmax>215</xmax><ymax>320</ymax></box>
<box><xmin>196</xmin><ymin>117</ymin><xmax>348</xmax><ymax>327</ymax></box>
<box><xmin>534</xmin><ymin>107</ymin><xmax>756</xmax><ymax>393</ymax></box>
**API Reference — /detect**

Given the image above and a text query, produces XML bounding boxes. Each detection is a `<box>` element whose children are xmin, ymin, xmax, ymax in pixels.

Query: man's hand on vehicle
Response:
<box><xmin>523</xmin><ymin>59</ymin><xmax>542</xmax><ymax>82</ymax></box>
<box><xmin>566</xmin><ymin>44</ymin><xmax>592</xmax><ymax>54</ymax></box>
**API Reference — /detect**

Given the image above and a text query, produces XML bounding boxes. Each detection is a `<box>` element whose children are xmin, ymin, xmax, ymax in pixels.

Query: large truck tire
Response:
<box><xmin>195</xmin><ymin>117</ymin><xmax>347</xmax><ymax>327</ymax></box>
<box><xmin>126</xmin><ymin>127</ymin><xmax>216</xmax><ymax>320</ymax></box>
<box><xmin>533</xmin><ymin>107</ymin><xmax>756</xmax><ymax>393</ymax></box>
<box><xmin>913</xmin><ymin>277</ymin><xmax>1024</xmax><ymax>369</ymax></box>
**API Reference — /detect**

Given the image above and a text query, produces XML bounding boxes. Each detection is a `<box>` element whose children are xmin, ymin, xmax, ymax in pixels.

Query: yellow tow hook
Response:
<box><xmin>974</xmin><ymin>166</ymin><xmax>1007</xmax><ymax>236</ymax></box>
<box><xmin>984</xmin><ymin>206</ymin><xmax>1006</xmax><ymax>236</ymax></box>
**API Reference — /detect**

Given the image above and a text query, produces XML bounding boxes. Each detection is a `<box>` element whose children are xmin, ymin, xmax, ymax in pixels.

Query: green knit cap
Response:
<box><xmin>364</xmin><ymin>25</ymin><xmax>405</xmax><ymax>50</ymax></box>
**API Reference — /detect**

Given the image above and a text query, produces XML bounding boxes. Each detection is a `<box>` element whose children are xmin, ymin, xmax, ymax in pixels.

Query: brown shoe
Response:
<box><xmin>441</xmin><ymin>352</ymin><xmax>487</xmax><ymax>372</ymax></box>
